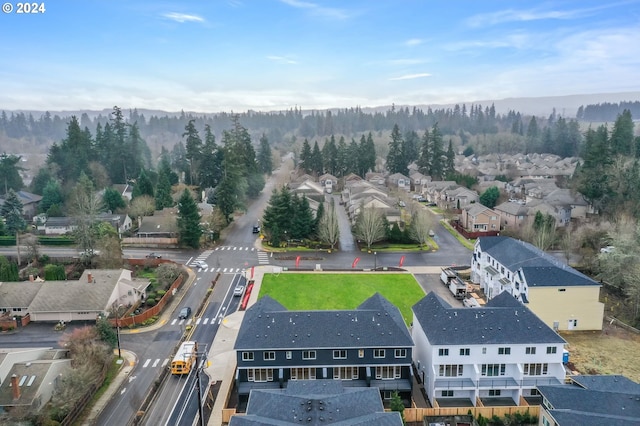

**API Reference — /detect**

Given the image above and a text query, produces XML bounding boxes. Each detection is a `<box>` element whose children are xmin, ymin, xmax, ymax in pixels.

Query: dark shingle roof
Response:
<box><xmin>571</xmin><ymin>375</ymin><xmax>640</xmax><ymax>395</ymax></box>
<box><xmin>538</xmin><ymin>381</ymin><xmax>640</xmax><ymax>426</ymax></box>
<box><xmin>234</xmin><ymin>294</ymin><xmax>413</xmax><ymax>350</ymax></box>
<box><xmin>477</xmin><ymin>237</ymin><xmax>599</xmax><ymax>288</ymax></box>
<box><xmin>229</xmin><ymin>380</ymin><xmax>403</xmax><ymax>426</ymax></box>
<box><xmin>412</xmin><ymin>292</ymin><xmax>565</xmax><ymax>345</ymax></box>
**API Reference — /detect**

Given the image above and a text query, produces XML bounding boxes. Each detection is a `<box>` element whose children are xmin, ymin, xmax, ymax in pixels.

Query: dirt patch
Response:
<box><xmin>560</xmin><ymin>319</ymin><xmax>640</xmax><ymax>382</ymax></box>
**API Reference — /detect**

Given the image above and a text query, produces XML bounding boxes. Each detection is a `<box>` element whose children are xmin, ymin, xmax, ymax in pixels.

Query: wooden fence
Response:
<box><xmin>121</xmin><ymin>237</ymin><xmax>178</xmax><ymax>247</ymax></box>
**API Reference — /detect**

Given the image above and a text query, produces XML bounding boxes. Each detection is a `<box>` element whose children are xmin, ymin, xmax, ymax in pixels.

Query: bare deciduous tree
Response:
<box><xmin>129</xmin><ymin>194</ymin><xmax>156</xmax><ymax>219</ymax></box>
<box><xmin>408</xmin><ymin>209</ymin><xmax>434</xmax><ymax>249</ymax></box>
<box><xmin>317</xmin><ymin>199</ymin><xmax>340</xmax><ymax>250</ymax></box>
<box><xmin>353</xmin><ymin>206</ymin><xmax>386</xmax><ymax>250</ymax></box>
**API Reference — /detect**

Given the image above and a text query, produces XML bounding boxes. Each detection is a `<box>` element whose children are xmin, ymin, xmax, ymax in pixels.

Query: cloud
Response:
<box><xmin>389</xmin><ymin>73</ymin><xmax>431</xmax><ymax>81</ymax></box>
<box><xmin>465</xmin><ymin>3</ymin><xmax>625</xmax><ymax>28</ymax></box>
<box><xmin>267</xmin><ymin>55</ymin><xmax>298</xmax><ymax>65</ymax></box>
<box><xmin>387</xmin><ymin>59</ymin><xmax>428</xmax><ymax>66</ymax></box>
<box><xmin>279</xmin><ymin>0</ymin><xmax>349</xmax><ymax>20</ymax></box>
<box><xmin>162</xmin><ymin>12</ymin><xmax>205</xmax><ymax>23</ymax></box>
<box><xmin>405</xmin><ymin>38</ymin><xmax>424</xmax><ymax>46</ymax></box>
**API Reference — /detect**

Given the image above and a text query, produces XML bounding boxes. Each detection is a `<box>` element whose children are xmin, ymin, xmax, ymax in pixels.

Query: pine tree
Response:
<box><xmin>311</xmin><ymin>141</ymin><xmax>323</xmax><ymax>175</ymax></box>
<box><xmin>102</xmin><ymin>187</ymin><xmax>126</xmax><ymax>213</ymax></box>
<box><xmin>132</xmin><ymin>169</ymin><xmax>154</xmax><ymax>199</ymax></box>
<box><xmin>154</xmin><ymin>171</ymin><xmax>173</xmax><ymax>210</ymax></box>
<box><xmin>386</xmin><ymin>124</ymin><xmax>405</xmax><ymax>174</ymax></box>
<box><xmin>177</xmin><ymin>189</ymin><xmax>202</xmax><ymax>249</ymax></box>
<box><xmin>1</xmin><ymin>189</ymin><xmax>25</xmax><ymax>235</ymax></box>
<box><xmin>300</xmin><ymin>139</ymin><xmax>312</xmax><ymax>174</ymax></box>
<box><xmin>417</xmin><ymin>128</ymin><xmax>431</xmax><ymax>175</ymax></box>
<box><xmin>429</xmin><ymin>123</ymin><xmax>444</xmax><ymax>179</ymax></box>
<box><xmin>611</xmin><ymin>109</ymin><xmax>635</xmax><ymax>156</ymax></box>
<box><xmin>322</xmin><ymin>135</ymin><xmax>338</xmax><ymax>176</ymax></box>
<box><xmin>0</xmin><ymin>153</ymin><xmax>25</xmax><ymax>192</ymax></box>
<box><xmin>39</xmin><ymin>179</ymin><xmax>64</xmax><ymax>213</ymax></box>
<box><xmin>199</xmin><ymin>125</ymin><xmax>223</xmax><ymax>188</ymax></box>
<box><xmin>257</xmin><ymin>133</ymin><xmax>273</xmax><ymax>175</ymax></box>
<box><xmin>445</xmin><ymin>139</ymin><xmax>456</xmax><ymax>176</ymax></box>
<box><xmin>183</xmin><ymin>119</ymin><xmax>203</xmax><ymax>185</ymax></box>
<box><xmin>336</xmin><ymin>136</ymin><xmax>349</xmax><ymax>177</ymax></box>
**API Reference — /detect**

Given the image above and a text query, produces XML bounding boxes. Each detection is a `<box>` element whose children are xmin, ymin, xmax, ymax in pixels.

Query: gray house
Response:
<box><xmin>229</xmin><ymin>380</ymin><xmax>403</xmax><ymax>425</ymax></box>
<box><xmin>234</xmin><ymin>293</ymin><xmax>414</xmax><ymax>407</ymax></box>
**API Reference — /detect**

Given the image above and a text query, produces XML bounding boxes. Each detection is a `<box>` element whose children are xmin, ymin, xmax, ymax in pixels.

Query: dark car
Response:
<box><xmin>252</xmin><ymin>224</ymin><xmax>261</xmax><ymax>233</ymax></box>
<box><xmin>178</xmin><ymin>307</ymin><xmax>192</xmax><ymax>320</ymax></box>
<box><xmin>146</xmin><ymin>252</ymin><xmax>162</xmax><ymax>259</ymax></box>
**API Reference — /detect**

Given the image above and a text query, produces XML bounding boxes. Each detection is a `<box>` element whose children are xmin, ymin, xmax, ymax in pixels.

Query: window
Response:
<box><xmin>286</xmin><ymin>351</ymin><xmax>292</xmax><ymax>360</ymax></box>
<box><xmin>523</xmin><ymin>363</ymin><xmax>548</xmax><ymax>375</ymax></box>
<box><xmin>542</xmin><ymin>417</ymin><xmax>551</xmax><ymax>426</ymax></box>
<box><xmin>438</xmin><ymin>348</ymin><xmax>449</xmax><ymax>356</ymax></box>
<box><xmin>438</xmin><ymin>364</ymin><xmax>464</xmax><ymax>377</ymax></box>
<box><xmin>248</xmin><ymin>368</ymin><xmax>273</xmax><ymax>382</ymax></box>
<box><xmin>358</xmin><ymin>349</ymin><xmax>364</xmax><ymax>358</ymax></box>
<box><xmin>546</xmin><ymin>346</ymin><xmax>557</xmax><ymax>354</ymax></box>
<box><xmin>263</xmin><ymin>351</ymin><xmax>275</xmax><ymax>361</ymax></box>
<box><xmin>375</xmin><ymin>365</ymin><xmax>401</xmax><ymax>379</ymax></box>
<box><xmin>481</xmin><ymin>364</ymin><xmax>506</xmax><ymax>376</ymax></box>
<box><xmin>291</xmin><ymin>368</ymin><xmax>316</xmax><ymax>380</ymax></box>
<box><xmin>558</xmin><ymin>288</ymin><xmax>566</xmax><ymax>292</ymax></box>
<box><xmin>395</xmin><ymin>349</ymin><xmax>407</xmax><ymax>358</ymax></box>
<box><xmin>460</xmin><ymin>348</ymin><xmax>470</xmax><ymax>356</ymax></box>
<box><xmin>498</xmin><ymin>347</ymin><xmax>511</xmax><ymax>355</ymax></box>
<box><xmin>526</xmin><ymin>347</ymin><xmax>536</xmax><ymax>355</ymax></box>
<box><xmin>482</xmin><ymin>347</ymin><xmax>487</xmax><ymax>354</ymax></box>
<box><xmin>441</xmin><ymin>390</ymin><xmax>454</xmax><ymax>397</ymax></box>
<box><xmin>530</xmin><ymin>389</ymin><xmax>540</xmax><ymax>396</ymax></box>
<box><xmin>333</xmin><ymin>366</ymin><xmax>359</xmax><ymax>380</ymax></box>
<box><xmin>242</xmin><ymin>352</ymin><xmax>254</xmax><ymax>361</ymax></box>
<box><xmin>374</xmin><ymin>349</ymin><xmax>385</xmax><ymax>358</ymax></box>
<box><xmin>488</xmin><ymin>389</ymin><xmax>502</xmax><ymax>396</ymax></box>
<box><xmin>333</xmin><ymin>350</ymin><xmax>347</xmax><ymax>359</ymax></box>
<box><xmin>382</xmin><ymin>391</ymin><xmax>393</xmax><ymax>400</ymax></box>
<box><xmin>302</xmin><ymin>350</ymin><xmax>316</xmax><ymax>360</ymax></box>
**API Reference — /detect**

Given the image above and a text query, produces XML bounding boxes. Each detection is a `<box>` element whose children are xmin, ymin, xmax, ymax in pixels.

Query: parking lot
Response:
<box><xmin>413</xmin><ymin>273</ymin><xmax>464</xmax><ymax>307</ymax></box>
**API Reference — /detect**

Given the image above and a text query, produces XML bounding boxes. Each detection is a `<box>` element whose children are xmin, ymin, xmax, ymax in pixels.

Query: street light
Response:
<box><xmin>115</xmin><ymin>304</ymin><xmax>123</xmax><ymax>359</ymax></box>
<box><xmin>374</xmin><ymin>251</ymin><xmax>377</xmax><ymax>271</ymax></box>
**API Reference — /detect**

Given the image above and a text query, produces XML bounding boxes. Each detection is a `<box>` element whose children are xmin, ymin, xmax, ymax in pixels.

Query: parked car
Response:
<box><xmin>79</xmin><ymin>249</ymin><xmax>100</xmax><ymax>258</ymax></box>
<box><xmin>252</xmin><ymin>224</ymin><xmax>261</xmax><ymax>234</ymax></box>
<box><xmin>178</xmin><ymin>306</ymin><xmax>192</xmax><ymax>319</ymax></box>
<box><xmin>428</xmin><ymin>229</ymin><xmax>435</xmax><ymax>237</ymax></box>
<box><xmin>193</xmin><ymin>260</ymin><xmax>208</xmax><ymax>269</ymax></box>
<box><xmin>233</xmin><ymin>285</ymin><xmax>245</xmax><ymax>297</ymax></box>
<box><xmin>146</xmin><ymin>252</ymin><xmax>162</xmax><ymax>259</ymax></box>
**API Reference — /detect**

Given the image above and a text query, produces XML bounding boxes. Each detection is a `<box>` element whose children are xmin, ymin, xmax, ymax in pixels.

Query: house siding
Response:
<box><xmin>528</xmin><ymin>286</ymin><xmax>604</xmax><ymax>331</ymax></box>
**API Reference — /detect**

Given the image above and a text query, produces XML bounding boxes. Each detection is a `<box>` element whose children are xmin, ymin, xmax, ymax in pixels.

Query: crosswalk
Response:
<box><xmin>257</xmin><ymin>251</ymin><xmax>270</xmax><ymax>265</ymax></box>
<box><xmin>169</xmin><ymin>317</ymin><xmax>221</xmax><ymax>327</ymax></box>
<box><xmin>188</xmin><ymin>247</ymin><xmax>270</xmax><ymax>272</ymax></box>
<box><xmin>214</xmin><ymin>246</ymin><xmax>256</xmax><ymax>251</ymax></box>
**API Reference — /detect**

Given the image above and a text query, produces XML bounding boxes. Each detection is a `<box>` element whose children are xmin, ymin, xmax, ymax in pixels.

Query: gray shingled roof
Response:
<box><xmin>494</xmin><ymin>201</ymin><xmax>528</xmax><ymax>216</ymax></box>
<box><xmin>234</xmin><ymin>293</ymin><xmax>413</xmax><ymax>351</ymax></box>
<box><xmin>477</xmin><ymin>237</ymin><xmax>599</xmax><ymax>288</ymax></box>
<box><xmin>571</xmin><ymin>375</ymin><xmax>640</xmax><ymax>394</ymax></box>
<box><xmin>412</xmin><ymin>292</ymin><xmax>565</xmax><ymax>345</ymax></box>
<box><xmin>538</xmin><ymin>383</ymin><xmax>640</xmax><ymax>426</ymax></box>
<box><xmin>29</xmin><ymin>270</ymin><xmax>130</xmax><ymax>313</ymax></box>
<box><xmin>0</xmin><ymin>281</ymin><xmax>43</xmax><ymax>308</ymax></box>
<box><xmin>229</xmin><ymin>380</ymin><xmax>403</xmax><ymax>426</ymax></box>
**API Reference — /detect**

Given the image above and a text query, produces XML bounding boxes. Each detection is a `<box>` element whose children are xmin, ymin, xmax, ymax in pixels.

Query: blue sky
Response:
<box><xmin>1</xmin><ymin>0</ymin><xmax>639</xmax><ymax>112</ymax></box>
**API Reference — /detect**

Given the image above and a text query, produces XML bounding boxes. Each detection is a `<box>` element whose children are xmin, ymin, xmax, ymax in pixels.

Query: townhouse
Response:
<box><xmin>470</xmin><ymin>236</ymin><xmax>604</xmax><ymax>330</ymax></box>
<box><xmin>234</xmin><ymin>293</ymin><xmax>414</xmax><ymax>407</ymax></box>
<box><xmin>412</xmin><ymin>292</ymin><xmax>566</xmax><ymax>407</ymax></box>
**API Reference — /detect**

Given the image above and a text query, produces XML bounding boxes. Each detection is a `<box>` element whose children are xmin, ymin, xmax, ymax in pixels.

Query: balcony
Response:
<box><xmin>477</xmin><ymin>377</ymin><xmax>519</xmax><ymax>388</ymax></box>
<box><xmin>434</xmin><ymin>378</ymin><xmax>476</xmax><ymax>390</ymax></box>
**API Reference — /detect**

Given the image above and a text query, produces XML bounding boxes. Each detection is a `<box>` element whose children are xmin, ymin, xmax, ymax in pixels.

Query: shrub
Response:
<box><xmin>145</xmin><ymin>298</ymin><xmax>156</xmax><ymax>307</ymax></box>
<box><xmin>156</xmin><ymin>290</ymin><xmax>166</xmax><ymax>297</ymax></box>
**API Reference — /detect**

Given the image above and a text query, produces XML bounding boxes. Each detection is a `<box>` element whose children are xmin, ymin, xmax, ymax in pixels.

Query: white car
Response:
<box><xmin>600</xmin><ymin>246</ymin><xmax>615</xmax><ymax>254</ymax></box>
<box><xmin>233</xmin><ymin>285</ymin><xmax>245</xmax><ymax>297</ymax></box>
<box><xmin>193</xmin><ymin>260</ymin><xmax>208</xmax><ymax>269</ymax></box>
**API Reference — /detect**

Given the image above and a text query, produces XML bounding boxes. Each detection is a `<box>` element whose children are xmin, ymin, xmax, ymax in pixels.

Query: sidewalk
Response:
<box><xmin>84</xmin><ymin>266</ymin><xmax>196</xmax><ymax>424</ymax></box>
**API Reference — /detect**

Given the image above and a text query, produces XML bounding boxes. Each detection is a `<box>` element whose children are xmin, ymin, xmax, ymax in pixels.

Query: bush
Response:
<box><xmin>145</xmin><ymin>298</ymin><xmax>156</xmax><ymax>307</ymax></box>
<box><xmin>156</xmin><ymin>290</ymin><xmax>166</xmax><ymax>297</ymax></box>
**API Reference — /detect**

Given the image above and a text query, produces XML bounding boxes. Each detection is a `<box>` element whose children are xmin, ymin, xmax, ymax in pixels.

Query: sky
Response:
<box><xmin>1</xmin><ymin>0</ymin><xmax>640</xmax><ymax>113</ymax></box>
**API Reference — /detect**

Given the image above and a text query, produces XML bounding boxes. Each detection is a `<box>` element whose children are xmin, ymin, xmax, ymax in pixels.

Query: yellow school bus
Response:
<box><xmin>170</xmin><ymin>341</ymin><xmax>198</xmax><ymax>375</ymax></box>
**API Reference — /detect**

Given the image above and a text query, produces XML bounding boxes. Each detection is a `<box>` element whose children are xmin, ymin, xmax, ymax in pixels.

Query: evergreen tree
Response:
<box><xmin>109</xmin><ymin>106</ymin><xmax>129</xmax><ymax>183</ymax></box>
<box><xmin>336</xmin><ymin>136</ymin><xmax>349</xmax><ymax>177</ymax></box>
<box><xmin>291</xmin><ymin>195</ymin><xmax>314</xmax><ymax>239</ymax></box>
<box><xmin>176</xmin><ymin>189</ymin><xmax>202</xmax><ymax>249</ymax></box>
<box><xmin>310</xmin><ymin>141</ymin><xmax>323</xmax><ymax>175</ymax></box>
<box><xmin>47</xmin><ymin>116</ymin><xmax>94</xmax><ymax>185</ymax></box>
<box><xmin>403</xmin><ymin>130</ymin><xmax>420</xmax><ymax>166</ymax></box>
<box><xmin>183</xmin><ymin>119</ymin><xmax>203</xmax><ymax>185</ymax></box>
<box><xmin>445</xmin><ymin>139</ymin><xmax>456</xmax><ymax>176</ymax></box>
<box><xmin>300</xmin><ymin>139</ymin><xmax>312</xmax><ymax>174</ymax></box>
<box><xmin>386</xmin><ymin>124</ymin><xmax>405</xmax><ymax>174</ymax></box>
<box><xmin>155</xmin><ymin>170</ymin><xmax>174</xmax><ymax>210</ymax></box>
<box><xmin>0</xmin><ymin>153</ymin><xmax>25</xmax><ymax>192</ymax></box>
<box><xmin>358</xmin><ymin>132</ymin><xmax>376</xmax><ymax>176</ymax></box>
<box><xmin>262</xmin><ymin>187</ymin><xmax>293</xmax><ymax>246</ymax></box>
<box><xmin>0</xmin><ymin>189</ymin><xmax>25</xmax><ymax>235</ymax></box>
<box><xmin>348</xmin><ymin>138</ymin><xmax>360</xmax><ymax>176</ymax></box>
<box><xmin>171</xmin><ymin>142</ymin><xmax>189</xmax><ymax>183</ymax></box>
<box><xmin>132</xmin><ymin>169</ymin><xmax>154</xmax><ymax>199</ymax></box>
<box><xmin>574</xmin><ymin>125</ymin><xmax>614</xmax><ymax>215</ymax></box>
<box><xmin>257</xmin><ymin>133</ymin><xmax>273</xmax><ymax>175</ymax></box>
<box><xmin>0</xmin><ymin>256</ymin><xmax>19</xmax><ymax>281</ymax></box>
<box><xmin>322</xmin><ymin>135</ymin><xmax>338</xmax><ymax>176</ymax></box>
<box><xmin>102</xmin><ymin>187</ymin><xmax>126</xmax><ymax>213</ymax></box>
<box><xmin>429</xmin><ymin>123</ymin><xmax>445</xmax><ymax>179</ymax></box>
<box><xmin>199</xmin><ymin>124</ymin><xmax>223</xmax><ymax>188</ymax></box>
<box><xmin>39</xmin><ymin>179</ymin><xmax>64</xmax><ymax>214</ymax></box>
<box><xmin>611</xmin><ymin>109</ymin><xmax>635</xmax><ymax>156</ymax></box>
<box><xmin>159</xmin><ymin>146</ymin><xmax>179</xmax><ymax>185</ymax></box>
<box><xmin>417</xmin><ymin>128</ymin><xmax>431</xmax><ymax>175</ymax></box>
<box><xmin>479</xmin><ymin>186</ymin><xmax>500</xmax><ymax>208</ymax></box>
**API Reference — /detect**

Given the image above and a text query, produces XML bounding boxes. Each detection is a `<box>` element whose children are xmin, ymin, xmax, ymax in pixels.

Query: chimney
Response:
<box><xmin>11</xmin><ymin>374</ymin><xmax>20</xmax><ymax>400</ymax></box>
<box><xmin>87</xmin><ymin>273</ymin><xmax>93</xmax><ymax>283</ymax></box>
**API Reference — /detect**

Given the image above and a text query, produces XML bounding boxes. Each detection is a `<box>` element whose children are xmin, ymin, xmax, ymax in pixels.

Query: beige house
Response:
<box><xmin>0</xmin><ymin>269</ymin><xmax>149</xmax><ymax>323</ymax></box>
<box><xmin>471</xmin><ymin>237</ymin><xmax>604</xmax><ymax>331</ymax></box>
<box><xmin>494</xmin><ymin>201</ymin><xmax>529</xmax><ymax>230</ymax></box>
<box><xmin>460</xmin><ymin>204</ymin><xmax>500</xmax><ymax>233</ymax></box>
<box><xmin>387</xmin><ymin>173</ymin><xmax>411</xmax><ymax>192</ymax></box>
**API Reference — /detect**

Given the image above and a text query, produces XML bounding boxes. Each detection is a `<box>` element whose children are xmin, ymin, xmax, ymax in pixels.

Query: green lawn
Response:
<box><xmin>258</xmin><ymin>273</ymin><xmax>425</xmax><ymax>325</ymax></box>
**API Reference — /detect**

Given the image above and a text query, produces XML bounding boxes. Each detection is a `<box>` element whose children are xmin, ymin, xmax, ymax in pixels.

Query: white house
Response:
<box><xmin>412</xmin><ymin>292</ymin><xmax>566</xmax><ymax>407</ymax></box>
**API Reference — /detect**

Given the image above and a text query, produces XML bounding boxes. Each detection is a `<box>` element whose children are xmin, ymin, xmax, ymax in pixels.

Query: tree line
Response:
<box><xmin>577</xmin><ymin>101</ymin><xmax>640</xmax><ymax>122</ymax></box>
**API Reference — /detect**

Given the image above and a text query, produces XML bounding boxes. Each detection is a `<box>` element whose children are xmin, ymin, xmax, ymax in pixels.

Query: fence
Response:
<box><xmin>109</xmin><ymin>273</ymin><xmax>184</xmax><ymax>328</ymax></box>
<box><xmin>451</xmin><ymin>220</ymin><xmax>500</xmax><ymax>239</ymax></box>
<box><xmin>403</xmin><ymin>405</ymin><xmax>540</xmax><ymax>422</ymax></box>
<box><xmin>121</xmin><ymin>237</ymin><xmax>178</xmax><ymax>247</ymax></box>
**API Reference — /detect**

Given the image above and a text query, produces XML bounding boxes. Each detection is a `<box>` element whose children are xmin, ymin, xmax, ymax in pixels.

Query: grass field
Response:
<box><xmin>561</xmin><ymin>321</ymin><xmax>640</xmax><ymax>383</ymax></box>
<box><xmin>258</xmin><ymin>273</ymin><xmax>425</xmax><ymax>325</ymax></box>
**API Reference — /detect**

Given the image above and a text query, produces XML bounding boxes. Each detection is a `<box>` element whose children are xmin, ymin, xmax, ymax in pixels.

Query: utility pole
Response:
<box><xmin>195</xmin><ymin>346</ymin><xmax>207</xmax><ymax>426</ymax></box>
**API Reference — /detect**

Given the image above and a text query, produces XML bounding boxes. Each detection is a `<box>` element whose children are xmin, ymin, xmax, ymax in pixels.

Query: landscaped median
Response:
<box><xmin>258</xmin><ymin>272</ymin><xmax>425</xmax><ymax>325</ymax></box>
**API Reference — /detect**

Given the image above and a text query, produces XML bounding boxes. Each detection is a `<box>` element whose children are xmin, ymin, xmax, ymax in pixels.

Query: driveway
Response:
<box><xmin>331</xmin><ymin>194</ymin><xmax>355</xmax><ymax>252</ymax></box>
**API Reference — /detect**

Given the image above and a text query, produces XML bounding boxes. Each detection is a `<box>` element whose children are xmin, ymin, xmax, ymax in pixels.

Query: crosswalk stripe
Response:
<box><xmin>162</xmin><ymin>359</ymin><xmax>169</xmax><ymax>367</ymax></box>
<box><xmin>143</xmin><ymin>359</ymin><xmax>151</xmax><ymax>368</ymax></box>
<box><xmin>196</xmin><ymin>318</ymin><xmax>201</xmax><ymax>324</ymax></box>
<box><xmin>171</xmin><ymin>319</ymin><xmax>177</xmax><ymax>325</ymax></box>
<box><xmin>203</xmin><ymin>318</ymin><xmax>209</xmax><ymax>324</ymax></box>
<box><xmin>152</xmin><ymin>359</ymin><xmax>160</xmax><ymax>368</ymax></box>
